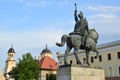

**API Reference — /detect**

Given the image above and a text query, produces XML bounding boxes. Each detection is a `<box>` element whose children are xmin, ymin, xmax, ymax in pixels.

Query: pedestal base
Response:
<box><xmin>57</xmin><ymin>65</ymin><xmax>105</xmax><ymax>80</ymax></box>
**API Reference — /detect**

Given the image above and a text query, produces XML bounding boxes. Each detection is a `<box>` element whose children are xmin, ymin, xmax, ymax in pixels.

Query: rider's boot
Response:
<box><xmin>81</xmin><ymin>36</ymin><xmax>85</xmax><ymax>46</ymax></box>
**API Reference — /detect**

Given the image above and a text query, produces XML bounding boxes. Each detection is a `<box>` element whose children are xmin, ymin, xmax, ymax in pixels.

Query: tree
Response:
<box><xmin>12</xmin><ymin>53</ymin><xmax>40</xmax><ymax>80</ymax></box>
<box><xmin>48</xmin><ymin>73</ymin><xmax>56</xmax><ymax>80</ymax></box>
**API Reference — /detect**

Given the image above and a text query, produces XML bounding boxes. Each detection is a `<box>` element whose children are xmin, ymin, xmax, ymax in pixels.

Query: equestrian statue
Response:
<box><xmin>56</xmin><ymin>3</ymin><xmax>99</xmax><ymax>65</ymax></box>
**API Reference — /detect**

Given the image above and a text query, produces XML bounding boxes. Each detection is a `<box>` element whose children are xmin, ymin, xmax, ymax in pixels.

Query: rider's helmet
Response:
<box><xmin>78</xmin><ymin>11</ymin><xmax>83</xmax><ymax>19</ymax></box>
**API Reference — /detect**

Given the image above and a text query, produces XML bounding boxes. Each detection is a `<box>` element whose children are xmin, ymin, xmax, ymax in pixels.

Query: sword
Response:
<box><xmin>74</xmin><ymin>3</ymin><xmax>77</xmax><ymax>11</ymax></box>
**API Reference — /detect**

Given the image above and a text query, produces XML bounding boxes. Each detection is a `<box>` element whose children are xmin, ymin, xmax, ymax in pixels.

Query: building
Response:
<box><xmin>38</xmin><ymin>45</ymin><xmax>58</xmax><ymax>80</ymax></box>
<box><xmin>4</xmin><ymin>45</ymin><xmax>58</xmax><ymax>80</ymax></box>
<box><xmin>57</xmin><ymin>40</ymin><xmax>120</xmax><ymax>80</ymax></box>
<box><xmin>0</xmin><ymin>70</ymin><xmax>5</xmax><ymax>80</ymax></box>
<box><xmin>4</xmin><ymin>46</ymin><xmax>16</xmax><ymax>80</ymax></box>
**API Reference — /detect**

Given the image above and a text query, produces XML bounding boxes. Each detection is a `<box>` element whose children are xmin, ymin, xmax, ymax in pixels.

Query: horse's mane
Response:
<box><xmin>89</xmin><ymin>28</ymin><xmax>99</xmax><ymax>43</ymax></box>
<box><xmin>89</xmin><ymin>28</ymin><xmax>99</xmax><ymax>36</ymax></box>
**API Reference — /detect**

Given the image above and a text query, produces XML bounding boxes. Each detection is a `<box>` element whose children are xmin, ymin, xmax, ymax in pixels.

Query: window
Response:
<box><xmin>46</xmin><ymin>74</ymin><xmax>49</xmax><ymax>80</ymax></box>
<box><xmin>118</xmin><ymin>52</ymin><xmax>120</xmax><ymax>59</ymax></box>
<box><xmin>70</xmin><ymin>60</ymin><xmax>72</xmax><ymax>64</ymax></box>
<box><xmin>119</xmin><ymin>67</ymin><xmax>120</xmax><ymax>76</ymax></box>
<box><xmin>108</xmin><ymin>53</ymin><xmax>111</xmax><ymax>60</ymax></box>
<box><xmin>99</xmin><ymin>55</ymin><xmax>102</xmax><ymax>62</ymax></box>
<box><xmin>91</xmin><ymin>57</ymin><xmax>94</xmax><ymax>63</ymax></box>
<box><xmin>108</xmin><ymin>67</ymin><xmax>113</xmax><ymax>77</ymax></box>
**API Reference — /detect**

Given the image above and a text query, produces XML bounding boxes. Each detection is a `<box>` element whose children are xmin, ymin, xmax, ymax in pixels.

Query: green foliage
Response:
<box><xmin>12</xmin><ymin>53</ymin><xmax>40</xmax><ymax>80</ymax></box>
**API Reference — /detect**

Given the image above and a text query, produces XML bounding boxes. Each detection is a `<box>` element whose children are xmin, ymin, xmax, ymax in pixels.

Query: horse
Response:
<box><xmin>56</xmin><ymin>29</ymin><xmax>99</xmax><ymax>65</ymax></box>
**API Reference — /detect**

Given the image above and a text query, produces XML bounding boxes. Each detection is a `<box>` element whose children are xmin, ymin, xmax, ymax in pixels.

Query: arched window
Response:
<box><xmin>9</xmin><ymin>54</ymin><xmax>12</xmax><ymax>57</ymax></box>
<box><xmin>117</xmin><ymin>65</ymin><xmax>120</xmax><ymax>76</ymax></box>
<box><xmin>70</xmin><ymin>60</ymin><xmax>72</xmax><ymax>64</ymax></box>
<box><xmin>108</xmin><ymin>66</ymin><xmax>113</xmax><ymax>77</ymax></box>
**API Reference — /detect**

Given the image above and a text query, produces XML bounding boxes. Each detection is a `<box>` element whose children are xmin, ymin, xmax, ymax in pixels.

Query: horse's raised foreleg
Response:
<box><xmin>74</xmin><ymin>47</ymin><xmax>81</xmax><ymax>64</ymax></box>
<box><xmin>64</xmin><ymin>47</ymin><xmax>72</xmax><ymax>65</ymax></box>
<box><xmin>85</xmin><ymin>49</ymin><xmax>90</xmax><ymax>65</ymax></box>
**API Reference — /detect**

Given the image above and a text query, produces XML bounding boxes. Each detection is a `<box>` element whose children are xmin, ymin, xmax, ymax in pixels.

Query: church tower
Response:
<box><xmin>5</xmin><ymin>45</ymin><xmax>16</xmax><ymax>79</ymax></box>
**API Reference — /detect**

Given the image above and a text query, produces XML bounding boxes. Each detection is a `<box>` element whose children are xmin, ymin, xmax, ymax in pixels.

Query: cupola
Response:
<box><xmin>40</xmin><ymin>45</ymin><xmax>52</xmax><ymax>58</ymax></box>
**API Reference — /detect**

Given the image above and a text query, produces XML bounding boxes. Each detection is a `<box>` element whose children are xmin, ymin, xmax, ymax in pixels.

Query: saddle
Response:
<box><xmin>69</xmin><ymin>32</ymin><xmax>83</xmax><ymax>36</ymax></box>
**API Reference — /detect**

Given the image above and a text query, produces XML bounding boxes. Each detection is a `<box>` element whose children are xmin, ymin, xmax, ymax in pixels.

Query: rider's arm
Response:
<box><xmin>74</xmin><ymin>10</ymin><xmax>78</xmax><ymax>23</ymax></box>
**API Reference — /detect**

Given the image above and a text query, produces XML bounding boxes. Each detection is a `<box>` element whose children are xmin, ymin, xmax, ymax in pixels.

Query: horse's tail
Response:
<box><xmin>56</xmin><ymin>34</ymin><xmax>69</xmax><ymax>47</ymax></box>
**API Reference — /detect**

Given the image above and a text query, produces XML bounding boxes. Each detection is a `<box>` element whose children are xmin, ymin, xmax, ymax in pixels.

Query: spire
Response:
<box><xmin>46</xmin><ymin>44</ymin><xmax>48</xmax><ymax>49</ymax></box>
<box><xmin>11</xmin><ymin>44</ymin><xmax>13</xmax><ymax>48</ymax></box>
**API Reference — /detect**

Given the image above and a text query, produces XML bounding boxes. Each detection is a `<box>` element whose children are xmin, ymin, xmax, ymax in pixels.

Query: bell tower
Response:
<box><xmin>5</xmin><ymin>45</ymin><xmax>16</xmax><ymax>79</ymax></box>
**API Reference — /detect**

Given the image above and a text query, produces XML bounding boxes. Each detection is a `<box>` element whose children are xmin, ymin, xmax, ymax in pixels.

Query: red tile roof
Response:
<box><xmin>38</xmin><ymin>56</ymin><xmax>58</xmax><ymax>70</ymax></box>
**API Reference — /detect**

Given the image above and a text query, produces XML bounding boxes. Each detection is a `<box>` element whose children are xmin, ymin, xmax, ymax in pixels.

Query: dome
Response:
<box><xmin>41</xmin><ymin>48</ymin><xmax>51</xmax><ymax>54</ymax></box>
<box><xmin>40</xmin><ymin>45</ymin><xmax>52</xmax><ymax>55</ymax></box>
<box><xmin>8</xmin><ymin>47</ymin><xmax>15</xmax><ymax>53</ymax></box>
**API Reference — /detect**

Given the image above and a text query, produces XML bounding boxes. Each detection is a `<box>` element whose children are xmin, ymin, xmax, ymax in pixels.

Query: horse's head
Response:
<box><xmin>89</xmin><ymin>28</ymin><xmax>99</xmax><ymax>43</ymax></box>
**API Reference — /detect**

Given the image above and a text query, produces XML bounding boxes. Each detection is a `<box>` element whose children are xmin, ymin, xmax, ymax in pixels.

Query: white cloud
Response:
<box><xmin>84</xmin><ymin>5</ymin><xmax>120</xmax><ymax>44</ymax></box>
<box><xmin>0</xmin><ymin>26</ymin><xmax>63</xmax><ymax>49</ymax></box>
<box><xmin>0</xmin><ymin>19</ymin><xmax>74</xmax><ymax>63</ymax></box>
<box><xmin>25</xmin><ymin>1</ymin><xmax>51</xmax><ymax>7</ymax></box>
<box><xmin>17</xmin><ymin>0</ymin><xmax>50</xmax><ymax>7</ymax></box>
<box><xmin>17</xmin><ymin>0</ymin><xmax>70</xmax><ymax>7</ymax></box>
<box><xmin>83</xmin><ymin>5</ymin><xmax>120</xmax><ymax>33</ymax></box>
<box><xmin>86</xmin><ymin>5</ymin><xmax>120</xmax><ymax>13</ymax></box>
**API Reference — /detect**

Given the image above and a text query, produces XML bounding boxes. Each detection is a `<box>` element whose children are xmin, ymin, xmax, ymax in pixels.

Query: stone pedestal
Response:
<box><xmin>57</xmin><ymin>65</ymin><xmax>105</xmax><ymax>80</ymax></box>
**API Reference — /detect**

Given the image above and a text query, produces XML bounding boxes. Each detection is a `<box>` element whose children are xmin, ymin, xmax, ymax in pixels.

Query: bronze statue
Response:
<box><xmin>69</xmin><ymin>3</ymin><xmax>90</xmax><ymax>49</ymax></box>
<box><xmin>56</xmin><ymin>3</ymin><xmax>99</xmax><ymax>65</ymax></box>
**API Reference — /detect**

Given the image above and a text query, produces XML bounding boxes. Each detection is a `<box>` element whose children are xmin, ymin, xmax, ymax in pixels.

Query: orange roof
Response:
<box><xmin>38</xmin><ymin>56</ymin><xmax>58</xmax><ymax>70</ymax></box>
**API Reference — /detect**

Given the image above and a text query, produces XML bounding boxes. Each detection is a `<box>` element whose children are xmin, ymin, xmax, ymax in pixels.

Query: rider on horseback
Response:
<box><xmin>69</xmin><ymin>3</ymin><xmax>90</xmax><ymax>49</ymax></box>
<box><xmin>56</xmin><ymin>3</ymin><xmax>99</xmax><ymax>65</ymax></box>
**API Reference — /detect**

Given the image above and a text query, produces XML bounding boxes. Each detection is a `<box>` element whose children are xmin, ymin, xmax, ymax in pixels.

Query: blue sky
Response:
<box><xmin>0</xmin><ymin>0</ymin><xmax>120</xmax><ymax>72</ymax></box>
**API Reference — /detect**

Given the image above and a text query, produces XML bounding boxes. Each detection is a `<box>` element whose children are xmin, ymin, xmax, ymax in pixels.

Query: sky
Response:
<box><xmin>0</xmin><ymin>0</ymin><xmax>120</xmax><ymax>73</ymax></box>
